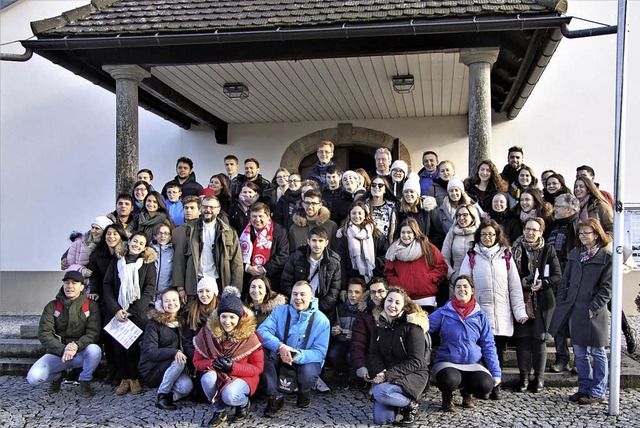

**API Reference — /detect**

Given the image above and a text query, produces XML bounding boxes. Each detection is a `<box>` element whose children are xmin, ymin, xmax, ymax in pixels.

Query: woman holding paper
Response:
<box><xmin>103</xmin><ymin>232</ymin><xmax>157</xmax><ymax>396</ymax></box>
<box><xmin>511</xmin><ymin>217</ymin><xmax>561</xmax><ymax>393</ymax></box>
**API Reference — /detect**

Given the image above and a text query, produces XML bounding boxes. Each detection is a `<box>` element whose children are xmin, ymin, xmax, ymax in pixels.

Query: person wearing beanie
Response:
<box><xmin>395</xmin><ymin>173</ymin><xmax>443</xmax><ymax>247</ymax></box>
<box><xmin>194</xmin><ymin>286</ymin><xmax>264</xmax><ymax>427</ymax></box>
<box><xmin>390</xmin><ymin>160</ymin><xmax>408</xmax><ymax>200</ymax></box>
<box><xmin>139</xmin><ymin>289</ymin><xmax>193</xmax><ymax>411</ymax></box>
<box><xmin>431</xmin><ymin>176</ymin><xmax>484</xmax><ymax>245</ymax></box>
<box><xmin>27</xmin><ymin>271</ymin><xmax>101</xmax><ymax>397</ymax></box>
<box><xmin>64</xmin><ymin>216</ymin><xmax>114</xmax><ymax>279</ymax></box>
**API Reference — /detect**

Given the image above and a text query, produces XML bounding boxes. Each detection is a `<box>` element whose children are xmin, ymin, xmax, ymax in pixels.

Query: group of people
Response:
<box><xmin>26</xmin><ymin>143</ymin><xmax>625</xmax><ymax>425</ymax></box>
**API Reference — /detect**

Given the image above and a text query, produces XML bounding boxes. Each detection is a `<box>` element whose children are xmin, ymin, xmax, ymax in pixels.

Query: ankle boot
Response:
<box><xmin>396</xmin><ymin>400</ymin><xmax>420</xmax><ymax>425</ymax></box>
<box><xmin>490</xmin><ymin>384</ymin><xmax>502</xmax><ymax>400</ymax></box>
<box><xmin>232</xmin><ymin>399</ymin><xmax>250</xmax><ymax>422</ymax></box>
<box><xmin>156</xmin><ymin>393</ymin><xmax>177</xmax><ymax>410</ymax></box>
<box><xmin>515</xmin><ymin>375</ymin><xmax>529</xmax><ymax>393</ymax></box>
<box><xmin>441</xmin><ymin>392</ymin><xmax>457</xmax><ymax>412</ymax></box>
<box><xmin>461</xmin><ymin>391</ymin><xmax>476</xmax><ymax>408</ymax></box>
<box><xmin>529</xmin><ymin>377</ymin><xmax>544</xmax><ymax>393</ymax></box>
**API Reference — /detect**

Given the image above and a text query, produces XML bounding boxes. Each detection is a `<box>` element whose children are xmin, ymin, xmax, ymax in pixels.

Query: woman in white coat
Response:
<box><xmin>459</xmin><ymin>219</ymin><xmax>528</xmax><ymax>400</ymax></box>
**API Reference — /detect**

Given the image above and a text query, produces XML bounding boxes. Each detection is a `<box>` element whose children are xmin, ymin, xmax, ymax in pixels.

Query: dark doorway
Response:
<box><xmin>298</xmin><ymin>145</ymin><xmax>376</xmax><ymax>178</ymax></box>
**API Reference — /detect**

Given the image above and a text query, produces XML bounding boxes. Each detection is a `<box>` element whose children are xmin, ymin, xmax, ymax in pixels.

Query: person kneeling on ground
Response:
<box><xmin>370</xmin><ymin>287</ymin><xmax>430</xmax><ymax>426</ymax></box>
<box><xmin>428</xmin><ymin>275</ymin><xmax>501</xmax><ymax>412</ymax></box>
<box><xmin>26</xmin><ymin>271</ymin><xmax>101</xmax><ymax>398</ymax></box>
<box><xmin>257</xmin><ymin>280</ymin><xmax>330</xmax><ymax>418</ymax></box>
<box><xmin>194</xmin><ymin>287</ymin><xmax>264</xmax><ymax>427</ymax></box>
<box><xmin>139</xmin><ymin>289</ymin><xmax>193</xmax><ymax>410</ymax></box>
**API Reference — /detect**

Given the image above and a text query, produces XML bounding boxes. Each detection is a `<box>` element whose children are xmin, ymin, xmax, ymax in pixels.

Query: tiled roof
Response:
<box><xmin>34</xmin><ymin>0</ymin><xmax>563</xmax><ymax>37</ymax></box>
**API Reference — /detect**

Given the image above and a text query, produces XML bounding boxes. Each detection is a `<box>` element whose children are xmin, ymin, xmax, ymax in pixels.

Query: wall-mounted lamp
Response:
<box><xmin>223</xmin><ymin>82</ymin><xmax>249</xmax><ymax>100</ymax></box>
<box><xmin>392</xmin><ymin>75</ymin><xmax>415</xmax><ymax>94</ymax></box>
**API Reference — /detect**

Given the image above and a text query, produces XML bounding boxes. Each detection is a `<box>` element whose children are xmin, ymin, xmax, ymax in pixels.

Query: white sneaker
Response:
<box><xmin>315</xmin><ymin>378</ymin><xmax>330</xmax><ymax>393</ymax></box>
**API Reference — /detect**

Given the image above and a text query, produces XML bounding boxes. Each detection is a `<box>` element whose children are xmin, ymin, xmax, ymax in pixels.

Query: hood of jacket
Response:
<box><xmin>372</xmin><ymin>306</ymin><xmax>429</xmax><ymax>333</ymax></box>
<box><xmin>114</xmin><ymin>242</ymin><xmax>158</xmax><ymax>264</ymax></box>
<box><xmin>292</xmin><ymin>205</ymin><xmax>331</xmax><ymax>227</ymax></box>
<box><xmin>207</xmin><ymin>306</ymin><xmax>257</xmax><ymax>343</ymax></box>
<box><xmin>248</xmin><ymin>291</ymin><xmax>288</xmax><ymax>316</ymax></box>
<box><xmin>148</xmin><ymin>308</ymin><xmax>180</xmax><ymax>326</ymax></box>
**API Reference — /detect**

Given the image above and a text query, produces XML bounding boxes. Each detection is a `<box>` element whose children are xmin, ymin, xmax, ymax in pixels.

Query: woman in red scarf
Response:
<box><xmin>428</xmin><ymin>276</ymin><xmax>501</xmax><ymax>412</ymax></box>
<box><xmin>193</xmin><ymin>287</ymin><xmax>264</xmax><ymax>427</ymax></box>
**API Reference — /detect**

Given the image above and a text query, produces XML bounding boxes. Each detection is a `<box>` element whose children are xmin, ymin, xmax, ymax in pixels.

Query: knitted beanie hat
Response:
<box><xmin>403</xmin><ymin>172</ymin><xmax>421</xmax><ymax>194</ymax></box>
<box><xmin>197</xmin><ymin>276</ymin><xmax>219</xmax><ymax>295</ymax></box>
<box><xmin>217</xmin><ymin>286</ymin><xmax>244</xmax><ymax>317</ymax></box>
<box><xmin>390</xmin><ymin>160</ymin><xmax>408</xmax><ymax>176</ymax></box>
<box><xmin>92</xmin><ymin>216</ymin><xmax>113</xmax><ymax>231</ymax></box>
<box><xmin>447</xmin><ymin>176</ymin><xmax>465</xmax><ymax>192</ymax></box>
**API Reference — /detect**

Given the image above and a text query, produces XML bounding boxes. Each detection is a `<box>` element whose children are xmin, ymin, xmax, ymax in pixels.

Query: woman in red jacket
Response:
<box><xmin>193</xmin><ymin>287</ymin><xmax>264</xmax><ymax>427</ymax></box>
<box><xmin>384</xmin><ymin>218</ymin><xmax>448</xmax><ymax>313</ymax></box>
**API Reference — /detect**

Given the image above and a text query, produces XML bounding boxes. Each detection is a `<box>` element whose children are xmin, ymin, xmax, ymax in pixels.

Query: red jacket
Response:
<box><xmin>384</xmin><ymin>244</ymin><xmax>448</xmax><ymax>300</ymax></box>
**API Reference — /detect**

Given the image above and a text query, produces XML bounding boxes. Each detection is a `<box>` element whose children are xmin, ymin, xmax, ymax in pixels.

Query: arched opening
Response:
<box><xmin>298</xmin><ymin>145</ymin><xmax>376</xmax><ymax>179</ymax></box>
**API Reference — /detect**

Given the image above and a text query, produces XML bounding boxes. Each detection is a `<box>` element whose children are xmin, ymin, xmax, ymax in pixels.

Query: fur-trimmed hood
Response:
<box><xmin>114</xmin><ymin>242</ymin><xmax>158</xmax><ymax>264</ymax></box>
<box><xmin>148</xmin><ymin>308</ymin><xmax>181</xmax><ymax>327</ymax></box>
<box><xmin>357</xmin><ymin>291</ymin><xmax>378</xmax><ymax>312</ymax></box>
<box><xmin>292</xmin><ymin>205</ymin><xmax>331</xmax><ymax>227</ymax></box>
<box><xmin>206</xmin><ymin>306</ymin><xmax>257</xmax><ymax>343</ymax></box>
<box><xmin>372</xmin><ymin>306</ymin><xmax>429</xmax><ymax>333</ymax></box>
<box><xmin>247</xmin><ymin>291</ymin><xmax>287</xmax><ymax>316</ymax></box>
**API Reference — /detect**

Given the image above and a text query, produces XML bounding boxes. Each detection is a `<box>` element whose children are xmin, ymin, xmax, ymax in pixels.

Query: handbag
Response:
<box><xmin>277</xmin><ymin>311</ymin><xmax>315</xmax><ymax>394</ymax></box>
<box><xmin>523</xmin><ymin>290</ymin><xmax>536</xmax><ymax>320</ymax></box>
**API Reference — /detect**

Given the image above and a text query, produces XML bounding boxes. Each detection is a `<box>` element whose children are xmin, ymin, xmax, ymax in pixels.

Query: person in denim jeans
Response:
<box><xmin>27</xmin><ymin>271</ymin><xmax>101</xmax><ymax>397</ymax></box>
<box><xmin>550</xmin><ymin>218</ymin><xmax>612</xmax><ymax>405</ymax></box>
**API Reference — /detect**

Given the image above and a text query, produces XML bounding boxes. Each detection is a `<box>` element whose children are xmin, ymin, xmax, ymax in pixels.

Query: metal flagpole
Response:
<box><xmin>609</xmin><ymin>0</ymin><xmax>628</xmax><ymax>416</ymax></box>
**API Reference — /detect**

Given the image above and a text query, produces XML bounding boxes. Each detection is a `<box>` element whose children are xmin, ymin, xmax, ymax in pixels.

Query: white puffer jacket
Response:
<box><xmin>459</xmin><ymin>243</ymin><xmax>527</xmax><ymax>337</ymax></box>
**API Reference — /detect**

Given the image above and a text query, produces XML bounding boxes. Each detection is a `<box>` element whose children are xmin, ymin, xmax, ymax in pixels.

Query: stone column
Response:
<box><xmin>459</xmin><ymin>48</ymin><xmax>499</xmax><ymax>176</ymax></box>
<box><xmin>103</xmin><ymin>65</ymin><xmax>151</xmax><ymax>197</ymax></box>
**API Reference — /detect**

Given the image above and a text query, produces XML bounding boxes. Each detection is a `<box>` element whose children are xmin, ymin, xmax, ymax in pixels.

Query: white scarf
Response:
<box><xmin>117</xmin><ymin>257</ymin><xmax>144</xmax><ymax>311</ymax></box>
<box><xmin>385</xmin><ymin>239</ymin><xmax>423</xmax><ymax>262</ymax></box>
<box><xmin>346</xmin><ymin>223</ymin><xmax>376</xmax><ymax>277</ymax></box>
<box><xmin>440</xmin><ymin>198</ymin><xmax>456</xmax><ymax>224</ymax></box>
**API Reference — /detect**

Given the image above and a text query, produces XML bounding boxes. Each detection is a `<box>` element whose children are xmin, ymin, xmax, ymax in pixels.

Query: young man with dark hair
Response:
<box><xmin>321</xmin><ymin>165</ymin><xmax>345</xmax><ymax>224</ymax></box>
<box><xmin>224</xmin><ymin>155</ymin><xmax>245</xmax><ymax>197</ymax></box>
<box><xmin>306</xmin><ymin>140</ymin><xmax>336</xmax><ymax>190</ymax></box>
<box><xmin>500</xmin><ymin>146</ymin><xmax>526</xmax><ymax>184</ymax></box>
<box><xmin>418</xmin><ymin>150</ymin><xmax>439</xmax><ymax>195</ymax></box>
<box><xmin>161</xmin><ymin>156</ymin><xmax>203</xmax><ymax>199</ymax></box>
<box><xmin>235</xmin><ymin>158</ymin><xmax>270</xmax><ymax>197</ymax></box>
<box><xmin>288</xmin><ymin>189</ymin><xmax>338</xmax><ymax>251</ymax></box>
<box><xmin>137</xmin><ymin>168</ymin><xmax>155</xmax><ymax>190</ymax></box>
<box><xmin>106</xmin><ymin>193</ymin><xmax>137</xmax><ymax>233</ymax></box>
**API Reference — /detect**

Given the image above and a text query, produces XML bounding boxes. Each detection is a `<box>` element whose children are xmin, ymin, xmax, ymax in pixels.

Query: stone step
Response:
<box><xmin>20</xmin><ymin>324</ymin><xmax>38</xmax><ymax>339</ymax></box>
<box><xmin>0</xmin><ymin>357</ymin><xmax>37</xmax><ymax>376</ymax></box>
<box><xmin>0</xmin><ymin>338</ymin><xmax>44</xmax><ymax>358</ymax></box>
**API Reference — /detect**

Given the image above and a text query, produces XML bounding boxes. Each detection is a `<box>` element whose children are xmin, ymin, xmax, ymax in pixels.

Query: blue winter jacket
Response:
<box><xmin>257</xmin><ymin>297</ymin><xmax>330</xmax><ymax>365</ymax></box>
<box><xmin>428</xmin><ymin>300</ymin><xmax>501</xmax><ymax>378</ymax></box>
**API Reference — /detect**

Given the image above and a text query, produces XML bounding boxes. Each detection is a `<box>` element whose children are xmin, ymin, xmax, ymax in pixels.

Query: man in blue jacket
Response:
<box><xmin>257</xmin><ymin>280</ymin><xmax>330</xmax><ymax>417</ymax></box>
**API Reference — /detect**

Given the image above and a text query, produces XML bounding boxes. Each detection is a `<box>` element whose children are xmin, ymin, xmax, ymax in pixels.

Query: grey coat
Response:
<box><xmin>549</xmin><ymin>247</ymin><xmax>612</xmax><ymax>347</ymax></box>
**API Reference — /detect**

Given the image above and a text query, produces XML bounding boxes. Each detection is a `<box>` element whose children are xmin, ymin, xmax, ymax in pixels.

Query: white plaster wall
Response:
<box><xmin>2</xmin><ymin>0</ymin><xmax>639</xmax><ymax>277</ymax></box>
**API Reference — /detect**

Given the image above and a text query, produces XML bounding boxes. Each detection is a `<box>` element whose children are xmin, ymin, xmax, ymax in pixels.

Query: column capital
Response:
<box><xmin>103</xmin><ymin>64</ymin><xmax>151</xmax><ymax>81</ymax></box>
<box><xmin>459</xmin><ymin>48</ymin><xmax>500</xmax><ymax>66</ymax></box>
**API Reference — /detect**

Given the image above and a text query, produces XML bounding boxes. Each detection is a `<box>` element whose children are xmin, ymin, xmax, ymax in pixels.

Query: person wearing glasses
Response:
<box><xmin>151</xmin><ymin>224</ymin><xmax>175</xmax><ymax>304</ymax></box>
<box><xmin>263</xmin><ymin>167</ymin><xmax>291</xmax><ymax>212</ymax></box>
<box><xmin>288</xmin><ymin>189</ymin><xmax>338</xmax><ymax>251</ymax></box>
<box><xmin>273</xmin><ymin>173</ymin><xmax>303</xmax><ymax>228</ymax></box>
<box><xmin>549</xmin><ymin>218</ymin><xmax>612</xmax><ymax>405</ymax></box>
<box><xmin>172</xmin><ymin>195</ymin><xmax>243</xmax><ymax>305</ymax></box>
<box><xmin>459</xmin><ymin>219</ymin><xmax>528</xmax><ymax>400</ymax></box>
<box><xmin>511</xmin><ymin>217</ymin><xmax>561</xmax><ymax>393</ymax></box>
<box><xmin>364</xmin><ymin>175</ymin><xmax>398</xmax><ymax>243</ymax></box>
<box><xmin>306</xmin><ymin>140</ymin><xmax>336</xmax><ymax>191</ymax></box>
<box><xmin>163</xmin><ymin>182</ymin><xmax>184</xmax><ymax>226</ymax></box>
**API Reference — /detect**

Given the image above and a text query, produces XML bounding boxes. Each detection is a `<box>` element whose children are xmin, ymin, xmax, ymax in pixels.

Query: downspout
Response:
<box><xmin>561</xmin><ymin>23</ymin><xmax>617</xmax><ymax>38</ymax></box>
<box><xmin>0</xmin><ymin>48</ymin><xmax>33</xmax><ymax>61</ymax></box>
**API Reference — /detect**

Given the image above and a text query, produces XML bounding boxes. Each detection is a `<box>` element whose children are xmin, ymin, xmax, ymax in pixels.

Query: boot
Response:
<box><xmin>156</xmin><ymin>393</ymin><xmax>177</xmax><ymax>410</ymax></box>
<box><xmin>103</xmin><ymin>367</ymin><xmax>117</xmax><ymax>385</ymax></box>
<box><xmin>625</xmin><ymin>328</ymin><xmax>638</xmax><ymax>354</ymax></box>
<box><xmin>79</xmin><ymin>381</ymin><xmax>94</xmax><ymax>398</ymax></box>
<box><xmin>206</xmin><ymin>411</ymin><xmax>227</xmax><ymax>428</ymax></box>
<box><xmin>395</xmin><ymin>400</ymin><xmax>420</xmax><ymax>425</ymax></box>
<box><xmin>116</xmin><ymin>379</ymin><xmax>130</xmax><ymax>396</ymax></box>
<box><xmin>441</xmin><ymin>392</ymin><xmax>457</xmax><ymax>412</ymax></box>
<box><xmin>490</xmin><ymin>384</ymin><xmax>502</xmax><ymax>400</ymax></box>
<box><xmin>461</xmin><ymin>391</ymin><xmax>476</xmax><ymax>408</ymax></box>
<box><xmin>264</xmin><ymin>395</ymin><xmax>284</xmax><ymax>418</ymax></box>
<box><xmin>48</xmin><ymin>376</ymin><xmax>63</xmax><ymax>394</ymax></box>
<box><xmin>297</xmin><ymin>390</ymin><xmax>311</xmax><ymax>408</ymax></box>
<box><xmin>129</xmin><ymin>379</ymin><xmax>142</xmax><ymax>395</ymax></box>
<box><xmin>232</xmin><ymin>399</ymin><xmax>250</xmax><ymax>422</ymax></box>
<box><xmin>515</xmin><ymin>375</ymin><xmax>529</xmax><ymax>393</ymax></box>
<box><xmin>529</xmin><ymin>378</ymin><xmax>544</xmax><ymax>393</ymax></box>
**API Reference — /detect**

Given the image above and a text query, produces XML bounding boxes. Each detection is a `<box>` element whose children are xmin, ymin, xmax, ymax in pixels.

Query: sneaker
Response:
<box><xmin>264</xmin><ymin>395</ymin><xmax>284</xmax><ymax>418</ymax></box>
<box><xmin>206</xmin><ymin>411</ymin><xmax>227</xmax><ymax>428</ymax></box>
<box><xmin>116</xmin><ymin>379</ymin><xmax>130</xmax><ymax>396</ymax></box>
<box><xmin>395</xmin><ymin>400</ymin><xmax>420</xmax><ymax>424</ymax></box>
<box><xmin>569</xmin><ymin>392</ymin><xmax>587</xmax><ymax>402</ymax></box>
<box><xmin>78</xmin><ymin>381</ymin><xmax>94</xmax><ymax>398</ymax></box>
<box><xmin>315</xmin><ymin>377</ymin><xmax>331</xmax><ymax>393</ymax></box>
<box><xmin>48</xmin><ymin>376</ymin><xmax>63</xmax><ymax>394</ymax></box>
<box><xmin>626</xmin><ymin>328</ymin><xmax>638</xmax><ymax>354</ymax></box>
<box><xmin>578</xmin><ymin>395</ymin><xmax>605</xmax><ymax>405</ymax></box>
<box><xmin>129</xmin><ymin>379</ymin><xmax>142</xmax><ymax>395</ymax></box>
<box><xmin>297</xmin><ymin>391</ymin><xmax>311</xmax><ymax>408</ymax></box>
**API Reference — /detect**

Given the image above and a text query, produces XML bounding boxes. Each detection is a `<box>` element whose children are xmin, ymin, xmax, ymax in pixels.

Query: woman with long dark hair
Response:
<box><xmin>365</xmin><ymin>175</ymin><xmax>397</xmax><ymax>243</ymax></box>
<box><xmin>133</xmin><ymin>191</ymin><xmax>175</xmax><ymax>241</ymax></box>
<box><xmin>464</xmin><ymin>160</ymin><xmax>508</xmax><ymax>212</ymax></box>
<box><xmin>573</xmin><ymin>176</ymin><xmax>613</xmax><ymax>239</ymax></box>
<box><xmin>208</xmin><ymin>173</ymin><xmax>232</xmax><ymax>214</ymax></box>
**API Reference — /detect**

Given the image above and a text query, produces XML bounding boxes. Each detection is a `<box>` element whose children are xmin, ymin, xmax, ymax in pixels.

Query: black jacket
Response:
<box><xmin>139</xmin><ymin>310</ymin><xmax>182</xmax><ymax>387</ymax></box>
<box><xmin>281</xmin><ymin>245</ymin><xmax>342</xmax><ymax>314</ymax></box>
<box><xmin>162</xmin><ymin>172</ymin><xmax>203</xmax><ymax>199</ymax></box>
<box><xmin>273</xmin><ymin>189</ymin><xmax>301</xmax><ymax>229</ymax></box>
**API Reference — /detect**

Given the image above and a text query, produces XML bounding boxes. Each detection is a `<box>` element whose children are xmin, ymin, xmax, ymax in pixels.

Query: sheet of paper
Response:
<box><xmin>104</xmin><ymin>317</ymin><xmax>142</xmax><ymax>349</ymax></box>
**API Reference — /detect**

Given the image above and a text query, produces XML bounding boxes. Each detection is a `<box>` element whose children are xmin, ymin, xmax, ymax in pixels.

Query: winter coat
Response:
<box><xmin>131</xmin><ymin>212</ymin><xmax>172</xmax><ymax>242</ymax></box>
<box><xmin>288</xmin><ymin>206</ymin><xmax>338</xmax><ymax>251</ymax></box>
<box><xmin>181</xmin><ymin>306</ymin><xmax>209</xmax><ymax>361</ymax></box>
<box><xmin>273</xmin><ymin>189</ymin><xmax>301</xmax><ymax>229</ymax></box>
<box><xmin>87</xmin><ymin>247</ymin><xmax>116</xmax><ymax>298</ymax></box>
<box><xmin>584</xmin><ymin>198</ymin><xmax>614</xmax><ymax>239</ymax></box>
<box><xmin>165</xmin><ymin>199</ymin><xmax>184</xmax><ymax>227</ymax></box>
<box><xmin>328</xmin><ymin>299</ymin><xmax>359</xmax><ymax>343</ymax></box>
<box><xmin>257</xmin><ymin>298</ymin><xmax>330</xmax><ymax>365</ymax></box>
<box><xmin>66</xmin><ymin>232</ymin><xmax>97</xmax><ymax>272</ymax></box>
<box><xmin>459</xmin><ymin>244</ymin><xmax>527</xmax><ymax>337</ymax></box>
<box><xmin>193</xmin><ymin>307</ymin><xmax>264</xmax><ymax>395</ymax></box>
<box><xmin>280</xmin><ymin>245</ymin><xmax>341</xmax><ymax>314</ymax></box>
<box><xmin>246</xmin><ymin>292</ymin><xmax>288</xmax><ymax>327</ymax></box>
<box><xmin>428</xmin><ymin>300</ymin><xmax>501</xmax><ymax>379</ymax></box>
<box><xmin>241</xmin><ymin>222</ymin><xmax>290</xmax><ymax>294</ymax></box>
<box><xmin>383</xmin><ymin>243</ymin><xmax>448</xmax><ymax>301</ymax></box>
<box><xmin>546</xmin><ymin>214</ymin><xmax>579</xmax><ymax>270</ymax></box>
<box><xmin>38</xmin><ymin>289</ymin><xmax>101</xmax><ymax>356</ymax></box>
<box><xmin>417</xmin><ymin>167</ymin><xmax>438</xmax><ymax>196</ymax></box>
<box><xmin>161</xmin><ymin>172</ymin><xmax>203</xmax><ymax>199</ymax></box>
<box><xmin>425</xmin><ymin>177</ymin><xmax>448</xmax><ymax>206</ymax></box>
<box><xmin>549</xmin><ymin>247</ymin><xmax>612</xmax><ymax>347</ymax></box>
<box><xmin>321</xmin><ymin>187</ymin><xmax>343</xmax><ymax>225</ymax></box>
<box><xmin>395</xmin><ymin>205</ymin><xmax>445</xmax><ymax>249</ymax></box>
<box><xmin>106</xmin><ymin>210</ymin><xmax>137</xmax><ymax>235</ymax></box>
<box><xmin>350</xmin><ymin>295</ymin><xmax>377</xmax><ymax>373</ymax></box>
<box><xmin>228</xmin><ymin>202</ymin><xmax>251</xmax><ymax>236</ymax></box>
<box><xmin>336</xmin><ymin>233</ymin><xmax>388</xmax><ymax>290</ymax></box>
<box><xmin>172</xmin><ymin>218</ymin><xmax>243</xmax><ymax>297</ymax></box>
<box><xmin>234</xmin><ymin>175</ymin><xmax>271</xmax><ymax>198</ymax></box>
<box><xmin>489</xmin><ymin>210</ymin><xmax>523</xmax><ymax>245</ymax></box>
<box><xmin>369</xmin><ymin>308</ymin><xmax>430</xmax><ymax>400</ymax></box>
<box><xmin>331</xmin><ymin>190</ymin><xmax>358</xmax><ymax>226</ymax></box>
<box><xmin>511</xmin><ymin>241</ymin><xmax>561</xmax><ymax>339</ymax></box>
<box><xmin>151</xmin><ymin>242</ymin><xmax>174</xmax><ymax>297</ymax></box>
<box><xmin>139</xmin><ymin>309</ymin><xmax>182</xmax><ymax>387</ymax></box>
<box><xmin>103</xmin><ymin>246</ymin><xmax>158</xmax><ymax>330</ymax></box>
<box><xmin>441</xmin><ymin>224</ymin><xmax>478</xmax><ymax>282</ymax></box>
<box><xmin>465</xmin><ymin>182</ymin><xmax>499</xmax><ymax>213</ymax></box>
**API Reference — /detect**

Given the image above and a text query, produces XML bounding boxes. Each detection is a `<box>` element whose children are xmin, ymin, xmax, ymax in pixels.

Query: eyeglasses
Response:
<box><xmin>201</xmin><ymin>205</ymin><xmax>220</xmax><ymax>211</ymax></box>
<box><xmin>288</xmin><ymin>178</ymin><xmax>301</xmax><ymax>183</ymax></box>
<box><xmin>456</xmin><ymin>213</ymin><xmax>470</xmax><ymax>218</ymax></box>
<box><xmin>524</xmin><ymin>227</ymin><xmax>541</xmax><ymax>233</ymax></box>
<box><xmin>370</xmin><ymin>289</ymin><xmax>387</xmax><ymax>295</ymax></box>
<box><xmin>156</xmin><ymin>231</ymin><xmax>171</xmax><ymax>236</ymax></box>
<box><xmin>480</xmin><ymin>233</ymin><xmax>496</xmax><ymax>238</ymax></box>
<box><xmin>579</xmin><ymin>231</ymin><xmax>594</xmax><ymax>236</ymax></box>
<box><xmin>370</xmin><ymin>183</ymin><xmax>385</xmax><ymax>189</ymax></box>
<box><xmin>303</xmin><ymin>201</ymin><xmax>321</xmax><ymax>207</ymax></box>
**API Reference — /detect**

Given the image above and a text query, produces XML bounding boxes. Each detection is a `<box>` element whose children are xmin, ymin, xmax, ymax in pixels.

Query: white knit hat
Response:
<box><xmin>403</xmin><ymin>172</ymin><xmax>421</xmax><ymax>194</ymax></box>
<box><xmin>92</xmin><ymin>216</ymin><xmax>113</xmax><ymax>231</ymax></box>
<box><xmin>197</xmin><ymin>276</ymin><xmax>219</xmax><ymax>295</ymax></box>
<box><xmin>447</xmin><ymin>176</ymin><xmax>465</xmax><ymax>192</ymax></box>
<box><xmin>390</xmin><ymin>160</ymin><xmax>408</xmax><ymax>176</ymax></box>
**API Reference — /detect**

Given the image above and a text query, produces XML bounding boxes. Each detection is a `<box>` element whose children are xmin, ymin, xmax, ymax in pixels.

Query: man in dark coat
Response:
<box><xmin>161</xmin><ymin>156</ymin><xmax>204</xmax><ymax>198</ymax></box>
<box><xmin>281</xmin><ymin>227</ymin><xmax>342</xmax><ymax>315</ymax></box>
<box><xmin>27</xmin><ymin>271</ymin><xmax>101</xmax><ymax>397</ymax></box>
<box><xmin>499</xmin><ymin>146</ymin><xmax>527</xmax><ymax>185</ymax></box>
<box><xmin>234</xmin><ymin>158</ymin><xmax>271</xmax><ymax>198</ymax></box>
